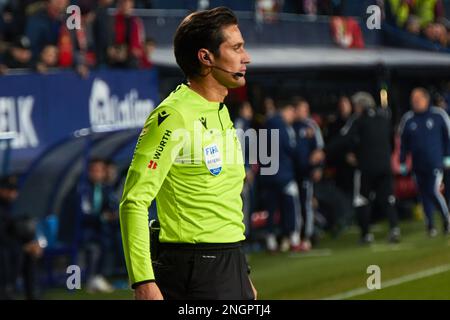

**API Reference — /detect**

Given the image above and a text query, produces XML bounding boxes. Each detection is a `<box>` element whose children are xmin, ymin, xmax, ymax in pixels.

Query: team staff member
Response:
<box><xmin>120</xmin><ymin>7</ymin><xmax>255</xmax><ymax>300</ymax></box>
<box><xmin>326</xmin><ymin>92</ymin><xmax>400</xmax><ymax>244</ymax></box>
<box><xmin>399</xmin><ymin>88</ymin><xmax>450</xmax><ymax>237</ymax></box>
<box><xmin>260</xmin><ymin>102</ymin><xmax>302</xmax><ymax>253</ymax></box>
<box><xmin>293</xmin><ymin>98</ymin><xmax>324</xmax><ymax>251</ymax></box>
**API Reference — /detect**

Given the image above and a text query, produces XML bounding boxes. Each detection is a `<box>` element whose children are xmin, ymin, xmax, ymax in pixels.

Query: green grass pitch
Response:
<box><xmin>43</xmin><ymin>219</ymin><xmax>450</xmax><ymax>300</ymax></box>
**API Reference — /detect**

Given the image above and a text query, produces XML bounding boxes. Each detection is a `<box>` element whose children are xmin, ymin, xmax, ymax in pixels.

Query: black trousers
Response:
<box><xmin>0</xmin><ymin>243</ymin><xmax>38</xmax><ymax>300</ymax></box>
<box><xmin>153</xmin><ymin>242</ymin><xmax>254</xmax><ymax>300</ymax></box>
<box><xmin>354</xmin><ymin>170</ymin><xmax>399</xmax><ymax>237</ymax></box>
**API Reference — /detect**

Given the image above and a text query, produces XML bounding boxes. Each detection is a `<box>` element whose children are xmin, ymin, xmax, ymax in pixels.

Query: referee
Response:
<box><xmin>119</xmin><ymin>7</ymin><xmax>255</xmax><ymax>300</ymax></box>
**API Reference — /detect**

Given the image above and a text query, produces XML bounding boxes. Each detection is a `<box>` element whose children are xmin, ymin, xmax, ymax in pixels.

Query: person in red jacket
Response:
<box><xmin>330</xmin><ymin>16</ymin><xmax>365</xmax><ymax>49</ymax></box>
<box><xmin>112</xmin><ymin>0</ymin><xmax>149</xmax><ymax>68</ymax></box>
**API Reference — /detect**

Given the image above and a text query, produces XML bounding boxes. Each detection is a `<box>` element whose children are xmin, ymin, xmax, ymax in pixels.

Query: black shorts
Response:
<box><xmin>153</xmin><ymin>242</ymin><xmax>254</xmax><ymax>300</ymax></box>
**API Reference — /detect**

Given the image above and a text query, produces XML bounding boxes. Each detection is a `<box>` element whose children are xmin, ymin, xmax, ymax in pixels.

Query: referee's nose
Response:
<box><xmin>242</xmin><ymin>48</ymin><xmax>251</xmax><ymax>65</ymax></box>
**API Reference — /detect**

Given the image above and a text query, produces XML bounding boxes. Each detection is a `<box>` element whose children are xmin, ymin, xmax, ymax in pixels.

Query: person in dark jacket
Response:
<box><xmin>293</xmin><ymin>98</ymin><xmax>324</xmax><ymax>251</ymax></box>
<box><xmin>399</xmin><ymin>87</ymin><xmax>450</xmax><ymax>237</ymax></box>
<box><xmin>3</xmin><ymin>36</ymin><xmax>33</xmax><ymax>70</ymax></box>
<box><xmin>93</xmin><ymin>0</ymin><xmax>114</xmax><ymax>68</ymax></box>
<box><xmin>260</xmin><ymin>102</ymin><xmax>302</xmax><ymax>252</ymax></box>
<box><xmin>25</xmin><ymin>0</ymin><xmax>68</xmax><ymax>61</ymax></box>
<box><xmin>77</xmin><ymin>159</ymin><xmax>120</xmax><ymax>292</ymax></box>
<box><xmin>326</xmin><ymin>96</ymin><xmax>356</xmax><ymax>198</ymax></box>
<box><xmin>0</xmin><ymin>175</ymin><xmax>42</xmax><ymax>300</ymax></box>
<box><xmin>326</xmin><ymin>92</ymin><xmax>400</xmax><ymax>244</ymax></box>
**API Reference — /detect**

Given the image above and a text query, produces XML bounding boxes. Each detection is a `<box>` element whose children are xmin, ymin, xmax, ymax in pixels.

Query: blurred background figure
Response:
<box><xmin>78</xmin><ymin>158</ymin><xmax>120</xmax><ymax>293</ymax></box>
<box><xmin>260</xmin><ymin>102</ymin><xmax>302</xmax><ymax>253</ymax></box>
<box><xmin>93</xmin><ymin>0</ymin><xmax>114</xmax><ymax>68</ymax></box>
<box><xmin>325</xmin><ymin>96</ymin><xmax>356</xmax><ymax>218</ymax></box>
<box><xmin>0</xmin><ymin>175</ymin><xmax>43</xmax><ymax>300</ymax></box>
<box><xmin>293</xmin><ymin>97</ymin><xmax>325</xmax><ymax>251</ymax></box>
<box><xmin>326</xmin><ymin>92</ymin><xmax>400</xmax><ymax>244</ymax></box>
<box><xmin>110</xmin><ymin>0</ymin><xmax>149</xmax><ymax>68</ymax></box>
<box><xmin>3</xmin><ymin>35</ymin><xmax>32</xmax><ymax>70</ymax></box>
<box><xmin>141</xmin><ymin>37</ymin><xmax>155</xmax><ymax>69</ymax></box>
<box><xmin>25</xmin><ymin>0</ymin><xmax>69</xmax><ymax>62</ymax></box>
<box><xmin>35</xmin><ymin>44</ymin><xmax>58</xmax><ymax>73</ymax></box>
<box><xmin>399</xmin><ymin>88</ymin><xmax>450</xmax><ymax>237</ymax></box>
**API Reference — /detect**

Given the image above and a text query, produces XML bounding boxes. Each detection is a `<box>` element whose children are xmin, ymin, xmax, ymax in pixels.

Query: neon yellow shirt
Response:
<box><xmin>119</xmin><ymin>83</ymin><xmax>246</xmax><ymax>286</ymax></box>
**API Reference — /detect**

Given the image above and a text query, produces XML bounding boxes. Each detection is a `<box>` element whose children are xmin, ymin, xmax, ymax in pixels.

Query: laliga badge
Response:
<box><xmin>204</xmin><ymin>143</ymin><xmax>222</xmax><ymax>176</ymax></box>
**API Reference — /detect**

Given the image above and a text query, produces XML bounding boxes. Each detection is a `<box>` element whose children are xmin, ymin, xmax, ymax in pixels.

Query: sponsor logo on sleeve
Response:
<box><xmin>148</xmin><ymin>130</ymin><xmax>172</xmax><ymax>169</ymax></box>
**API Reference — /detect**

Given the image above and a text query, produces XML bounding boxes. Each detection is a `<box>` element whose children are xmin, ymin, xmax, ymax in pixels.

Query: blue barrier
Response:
<box><xmin>0</xmin><ymin>69</ymin><xmax>159</xmax><ymax>174</ymax></box>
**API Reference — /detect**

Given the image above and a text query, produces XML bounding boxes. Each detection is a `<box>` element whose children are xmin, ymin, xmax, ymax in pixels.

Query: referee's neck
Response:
<box><xmin>188</xmin><ymin>77</ymin><xmax>228</xmax><ymax>103</ymax></box>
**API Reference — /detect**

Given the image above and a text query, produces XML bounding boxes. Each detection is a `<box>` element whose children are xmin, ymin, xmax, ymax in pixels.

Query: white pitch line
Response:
<box><xmin>370</xmin><ymin>244</ymin><xmax>413</xmax><ymax>252</ymax></box>
<box><xmin>288</xmin><ymin>249</ymin><xmax>332</xmax><ymax>258</ymax></box>
<box><xmin>323</xmin><ymin>264</ymin><xmax>450</xmax><ymax>300</ymax></box>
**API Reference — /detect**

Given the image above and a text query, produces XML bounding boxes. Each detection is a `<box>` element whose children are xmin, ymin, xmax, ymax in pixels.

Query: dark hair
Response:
<box><xmin>276</xmin><ymin>100</ymin><xmax>294</xmax><ymax>111</ymax></box>
<box><xmin>173</xmin><ymin>7</ymin><xmax>238</xmax><ymax>78</ymax></box>
<box><xmin>292</xmin><ymin>96</ymin><xmax>308</xmax><ymax>107</ymax></box>
<box><xmin>89</xmin><ymin>157</ymin><xmax>105</xmax><ymax>166</ymax></box>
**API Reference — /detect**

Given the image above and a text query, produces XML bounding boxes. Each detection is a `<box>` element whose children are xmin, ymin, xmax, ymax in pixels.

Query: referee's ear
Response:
<box><xmin>198</xmin><ymin>48</ymin><xmax>214</xmax><ymax>68</ymax></box>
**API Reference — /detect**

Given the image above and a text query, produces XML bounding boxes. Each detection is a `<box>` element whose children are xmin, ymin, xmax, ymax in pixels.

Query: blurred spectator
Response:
<box><xmin>263</xmin><ymin>97</ymin><xmax>277</xmax><ymax>120</ymax></box>
<box><xmin>104</xmin><ymin>159</ymin><xmax>118</xmax><ymax>188</ymax></box>
<box><xmin>330</xmin><ymin>16</ymin><xmax>365</xmax><ymax>49</ymax></box>
<box><xmin>0</xmin><ymin>175</ymin><xmax>43</xmax><ymax>300</ymax></box>
<box><xmin>93</xmin><ymin>0</ymin><xmax>114</xmax><ymax>68</ymax></box>
<box><xmin>3</xmin><ymin>35</ymin><xmax>33</xmax><ymax>69</ymax></box>
<box><xmin>386</xmin><ymin>0</ymin><xmax>412</xmax><ymax>28</ymax></box>
<box><xmin>111</xmin><ymin>0</ymin><xmax>149</xmax><ymax>68</ymax></box>
<box><xmin>0</xmin><ymin>1</ymin><xmax>42</xmax><ymax>44</ymax></box>
<box><xmin>141</xmin><ymin>37</ymin><xmax>155</xmax><ymax>69</ymax></box>
<box><xmin>303</xmin><ymin>0</ymin><xmax>318</xmax><ymax>16</ymax></box>
<box><xmin>326</xmin><ymin>96</ymin><xmax>353</xmax><ymax>140</ymax></box>
<box><xmin>78</xmin><ymin>158</ymin><xmax>120</xmax><ymax>293</ymax></box>
<box><xmin>35</xmin><ymin>44</ymin><xmax>58</xmax><ymax>73</ymax></box>
<box><xmin>58</xmin><ymin>6</ymin><xmax>93</xmax><ymax>77</ymax></box>
<box><xmin>387</xmin><ymin>0</ymin><xmax>448</xmax><ymax>47</ymax></box>
<box><xmin>413</xmin><ymin>0</ymin><xmax>447</xmax><ymax>46</ymax></box>
<box><xmin>25</xmin><ymin>0</ymin><xmax>69</xmax><ymax>61</ymax></box>
<box><xmin>255</xmin><ymin>0</ymin><xmax>283</xmax><ymax>24</ymax></box>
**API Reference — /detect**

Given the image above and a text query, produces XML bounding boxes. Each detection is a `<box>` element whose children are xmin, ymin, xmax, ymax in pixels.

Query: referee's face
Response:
<box><xmin>213</xmin><ymin>24</ymin><xmax>251</xmax><ymax>88</ymax></box>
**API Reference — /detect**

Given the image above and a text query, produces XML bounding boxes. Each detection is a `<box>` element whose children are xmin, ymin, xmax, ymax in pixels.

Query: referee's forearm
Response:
<box><xmin>120</xmin><ymin>203</ymin><xmax>155</xmax><ymax>286</ymax></box>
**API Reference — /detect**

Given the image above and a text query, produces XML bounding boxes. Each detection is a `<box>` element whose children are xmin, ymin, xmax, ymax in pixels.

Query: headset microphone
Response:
<box><xmin>204</xmin><ymin>54</ymin><xmax>244</xmax><ymax>78</ymax></box>
<box><xmin>211</xmin><ymin>65</ymin><xmax>244</xmax><ymax>78</ymax></box>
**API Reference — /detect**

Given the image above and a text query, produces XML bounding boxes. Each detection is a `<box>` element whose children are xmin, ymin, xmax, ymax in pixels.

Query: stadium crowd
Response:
<box><xmin>385</xmin><ymin>0</ymin><xmax>450</xmax><ymax>48</ymax></box>
<box><xmin>0</xmin><ymin>0</ymin><xmax>156</xmax><ymax>76</ymax></box>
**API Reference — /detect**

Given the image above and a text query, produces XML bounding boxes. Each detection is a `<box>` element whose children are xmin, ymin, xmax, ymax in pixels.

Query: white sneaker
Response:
<box><xmin>280</xmin><ymin>238</ymin><xmax>290</xmax><ymax>253</ymax></box>
<box><xmin>87</xmin><ymin>275</ymin><xmax>115</xmax><ymax>293</ymax></box>
<box><xmin>289</xmin><ymin>231</ymin><xmax>301</xmax><ymax>248</ymax></box>
<box><xmin>428</xmin><ymin>228</ymin><xmax>438</xmax><ymax>238</ymax></box>
<box><xmin>266</xmin><ymin>234</ymin><xmax>278</xmax><ymax>252</ymax></box>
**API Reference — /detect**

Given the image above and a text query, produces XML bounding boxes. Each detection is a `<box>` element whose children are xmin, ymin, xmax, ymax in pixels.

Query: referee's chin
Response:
<box><xmin>226</xmin><ymin>77</ymin><xmax>246</xmax><ymax>89</ymax></box>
